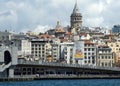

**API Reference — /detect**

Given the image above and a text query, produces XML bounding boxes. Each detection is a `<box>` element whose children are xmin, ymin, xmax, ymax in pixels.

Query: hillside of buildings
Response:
<box><xmin>0</xmin><ymin>1</ymin><xmax>120</xmax><ymax>68</ymax></box>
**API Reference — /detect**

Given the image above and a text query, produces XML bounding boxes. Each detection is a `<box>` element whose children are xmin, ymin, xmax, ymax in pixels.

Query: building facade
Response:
<box><xmin>97</xmin><ymin>45</ymin><xmax>114</xmax><ymax>67</ymax></box>
<box><xmin>112</xmin><ymin>25</ymin><xmax>120</xmax><ymax>34</ymax></box>
<box><xmin>84</xmin><ymin>42</ymin><xmax>97</xmax><ymax>66</ymax></box>
<box><xmin>31</xmin><ymin>39</ymin><xmax>53</xmax><ymax>62</ymax></box>
<box><xmin>107</xmin><ymin>41</ymin><xmax>120</xmax><ymax>66</ymax></box>
<box><xmin>60</xmin><ymin>42</ymin><xmax>74</xmax><ymax>64</ymax></box>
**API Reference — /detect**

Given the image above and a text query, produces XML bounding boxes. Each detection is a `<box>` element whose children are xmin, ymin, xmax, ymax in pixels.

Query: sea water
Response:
<box><xmin>0</xmin><ymin>79</ymin><xmax>119</xmax><ymax>86</ymax></box>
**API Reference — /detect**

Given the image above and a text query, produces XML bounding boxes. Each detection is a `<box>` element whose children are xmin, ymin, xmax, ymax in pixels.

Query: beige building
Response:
<box><xmin>107</xmin><ymin>41</ymin><xmax>120</xmax><ymax>66</ymax></box>
<box><xmin>97</xmin><ymin>45</ymin><xmax>114</xmax><ymax>67</ymax></box>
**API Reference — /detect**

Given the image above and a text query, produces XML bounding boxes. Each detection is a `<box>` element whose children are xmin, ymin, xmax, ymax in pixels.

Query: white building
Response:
<box><xmin>60</xmin><ymin>42</ymin><xmax>74</xmax><ymax>64</ymax></box>
<box><xmin>84</xmin><ymin>41</ymin><xmax>97</xmax><ymax>66</ymax></box>
<box><xmin>14</xmin><ymin>39</ymin><xmax>31</xmax><ymax>57</ymax></box>
<box><xmin>0</xmin><ymin>31</ymin><xmax>13</xmax><ymax>41</ymax></box>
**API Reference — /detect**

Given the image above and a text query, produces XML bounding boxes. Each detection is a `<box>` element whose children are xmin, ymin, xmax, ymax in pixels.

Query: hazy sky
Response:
<box><xmin>0</xmin><ymin>0</ymin><xmax>120</xmax><ymax>33</ymax></box>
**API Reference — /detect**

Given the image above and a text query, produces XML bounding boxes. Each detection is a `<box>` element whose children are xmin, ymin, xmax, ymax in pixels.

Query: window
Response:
<box><xmin>92</xmin><ymin>60</ymin><xmax>95</xmax><ymax>64</ymax></box>
<box><xmin>116</xmin><ymin>45</ymin><xmax>119</xmax><ymax>47</ymax></box>
<box><xmin>32</xmin><ymin>44</ymin><xmax>34</xmax><ymax>46</ymax></box>
<box><xmin>105</xmin><ymin>56</ymin><xmax>107</xmax><ymax>59</ymax></box>
<box><xmin>105</xmin><ymin>63</ymin><xmax>107</xmax><ymax>66</ymax></box>
<box><xmin>84</xmin><ymin>60</ymin><xmax>87</xmax><ymax>63</ymax></box>
<box><xmin>31</xmin><ymin>51</ymin><xmax>33</xmax><ymax>53</ymax></box>
<box><xmin>35</xmin><ymin>48</ymin><xmax>37</xmax><ymax>50</ymax></box>
<box><xmin>84</xmin><ymin>48</ymin><xmax>87</xmax><ymax>51</ymax></box>
<box><xmin>27</xmin><ymin>68</ymin><xmax>31</xmax><ymax>71</ymax></box>
<box><xmin>102</xmin><ymin>63</ymin><xmax>104</xmax><ymax>66</ymax></box>
<box><xmin>88</xmin><ymin>48</ymin><xmax>90</xmax><ymax>51</ymax></box>
<box><xmin>98</xmin><ymin>56</ymin><xmax>100</xmax><ymax>59</ymax></box>
<box><xmin>85</xmin><ymin>56</ymin><xmax>87</xmax><ymax>59</ymax></box>
<box><xmin>88</xmin><ymin>60</ymin><xmax>90</xmax><ymax>63</ymax></box>
<box><xmin>54</xmin><ymin>55</ymin><xmax>57</xmax><ymax>57</ymax></box>
<box><xmin>102</xmin><ymin>56</ymin><xmax>104</xmax><ymax>59</ymax></box>
<box><xmin>92</xmin><ymin>56</ymin><xmax>94</xmax><ymax>59</ymax></box>
<box><xmin>70</xmin><ymin>49</ymin><xmax>73</xmax><ymax>51</ymax></box>
<box><xmin>88</xmin><ymin>57</ymin><xmax>90</xmax><ymax>59</ymax></box>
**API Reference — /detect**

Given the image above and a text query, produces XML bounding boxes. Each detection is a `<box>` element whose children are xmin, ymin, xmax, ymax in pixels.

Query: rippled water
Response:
<box><xmin>0</xmin><ymin>79</ymin><xmax>120</xmax><ymax>86</ymax></box>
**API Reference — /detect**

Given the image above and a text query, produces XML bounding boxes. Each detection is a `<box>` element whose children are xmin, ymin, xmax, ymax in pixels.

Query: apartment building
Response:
<box><xmin>84</xmin><ymin>41</ymin><xmax>97</xmax><ymax>66</ymax></box>
<box><xmin>107</xmin><ymin>41</ymin><xmax>120</xmax><ymax>66</ymax></box>
<box><xmin>12</xmin><ymin>34</ymin><xmax>31</xmax><ymax>58</ymax></box>
<box><xmin>31</xmin><ymin>39</ymin><xmax>52</xmax><ymax>62</ymax></box>
<box><xmin>60</xmin><ymin>42</ymin><xmax>74</xmax><ymax>64</ymax></box>
<box><xmin>97</xmin><ymin>45</ymin><xmax>114</xmax><ymax>67</ymax></box>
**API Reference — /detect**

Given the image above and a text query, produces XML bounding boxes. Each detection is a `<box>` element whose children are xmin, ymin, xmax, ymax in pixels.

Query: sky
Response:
<box><xmin>0</xmin><ymin>0</ymin><xmax>120</xmax><ymax>34</ymax></box>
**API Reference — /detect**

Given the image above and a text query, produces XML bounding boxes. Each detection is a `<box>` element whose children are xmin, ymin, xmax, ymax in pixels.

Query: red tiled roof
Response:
<box><xmin>65</xmin><ymin>32</ymin><xmax>72</xmax><ymax>35</ymax></box>
<box><xmin>38</xmin><ymin>34</ymin><xmax>53</xmax><ymax>39</ymax></box>
<box><xmin>55</xmin><ymin>28</ymin><xmax>66</xmax><ymax>33</ymax></box>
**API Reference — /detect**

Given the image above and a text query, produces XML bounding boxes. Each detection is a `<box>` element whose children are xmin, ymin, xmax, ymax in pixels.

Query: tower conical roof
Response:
<box><xmin>73</xmin><ymin>0</ymin><xmax>79</xmax><ymax>14</ymax></box>
<box><xmin>72</xmin><ymin>1</ymin><xmax>82</xmax><ymax>16</ymax></box>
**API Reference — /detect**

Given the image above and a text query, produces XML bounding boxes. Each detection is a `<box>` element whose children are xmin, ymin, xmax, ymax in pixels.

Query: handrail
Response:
<box><xmin>0</xmin><ymin>62</ymin><xmax>12</xmax><ymax>72</ymax></box>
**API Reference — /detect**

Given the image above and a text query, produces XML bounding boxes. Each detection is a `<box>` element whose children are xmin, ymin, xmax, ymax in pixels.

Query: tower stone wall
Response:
<box><xmin>70</xmin><ymin>1</ymin><xmax>82</xmax><ymax>33</ymax></box>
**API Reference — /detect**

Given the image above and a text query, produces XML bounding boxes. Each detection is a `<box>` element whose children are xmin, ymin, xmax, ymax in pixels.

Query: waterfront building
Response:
<box><xmin>112</xmin><ymin>25</ymin><xmax>120</xmax><ymax>34</ymax></box>
<box><xmin>97</xmin><ymin>45</ymin><xmax>114</xmax><ymax>67</ymax></box>
<box><xmin>31</xmin><ymin>38</ymin><xmax>53</xmax><ymax>62</ymax></box>
<box><xmin>51</xmin><ymin>43</ymin><xmax>60</xmax><ymax>62</ymax></box>
<box><xmin>107</xmin><ymin>41</ymin><xmax>120</xmax><ymax>66</ymax></box>
<box><xmin>0</xmin><ymin>44</ymin><xmax>18</xmax><ymax>77</ymax></box>
<box><xmin>70</xmin><ymin>0</ymin><xmax>82</xmax><ymax>33</ymax></box>
<box><xmin>11</xmin><ymin>33</ymin><xmax>31</xmax><ymax>57</ymax></box>
<box><xmin>84</xmin><ymin>41</ymin><xmax>97</xmax><ymax>66</ymax></box>
<box><xmin>45</xmin><ymin>43</ymin><xmax>52</xmax><ymax>62</ymax></box>
<box><xmin>0</xmin><ymin>31</ymin><xmax>14</xmax><ymax>46</ymax></box>
<box><xmin>60</xmin><ymin>42</ymin><xmax>74</xmax><ymax>64</ymax></box>
<box><xmin>14</xmin><ymin>39</ymin><xmax>31</xmax><ymax>57</ymax></box>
